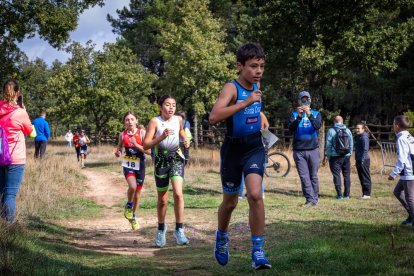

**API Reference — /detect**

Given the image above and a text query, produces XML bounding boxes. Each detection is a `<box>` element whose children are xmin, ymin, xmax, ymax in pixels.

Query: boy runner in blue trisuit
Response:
<box><xmin>209</xmin><ymin>43</ymin><xmax>271</xmax><ymax>270</ymax></box>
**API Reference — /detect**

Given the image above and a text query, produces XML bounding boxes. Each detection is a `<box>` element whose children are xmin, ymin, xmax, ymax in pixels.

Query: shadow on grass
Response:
<box><xmin>184</xmin><ymin>186</ymin><xmax>221</xmax><ymax>196</ymax></box>
<box><xmin>7</xmin><ymin>216</ymin><xmax>414</xmax><ymax>275</ymax></box>
<box><xmin>84</xmin><ymin>161</ymin><xmax>118</xmax><ymax>168</ymax></box>
<box><xmin>265</xmin><ymin>187</ymin><xmax>333</xmax><ymax>199</ymax></box>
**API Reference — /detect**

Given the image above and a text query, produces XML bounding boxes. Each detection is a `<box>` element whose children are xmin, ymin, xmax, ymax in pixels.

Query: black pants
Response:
<box><xmin>329</xmin><ymin>156</ymin><xmax>351</xmax><ymax>197</ymax></box>
<box><xmin>75</xmin><ymin>146</ymin><xmax>80</xmax><ymax>161</ymax></box>
<box><xmin>356</xmin><ymin>159</ymin><xmax>371</xmax><ymax>196</ymax></box>
<box><xmin>34</xmin><ymin>141</ymin><xmax>47</xmax><ymax>159</ymax></box>
<box><xmin>179</xmin><ymin>142</ymin><xmax>190</xmax><ymax>166</ymax></box>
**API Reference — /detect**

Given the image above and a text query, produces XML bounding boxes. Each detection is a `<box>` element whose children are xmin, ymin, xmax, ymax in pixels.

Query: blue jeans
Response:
<box><xmin>0</xmin><ymin>164</ymin><xmax>25</xmax><ymax>222</ymax></box>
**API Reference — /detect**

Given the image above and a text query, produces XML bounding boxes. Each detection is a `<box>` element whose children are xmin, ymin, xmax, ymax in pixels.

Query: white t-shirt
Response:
<box><xmin>65</xmin><ymin>132</ymin><xmax>73</xmax><ymax>141</ymax></box>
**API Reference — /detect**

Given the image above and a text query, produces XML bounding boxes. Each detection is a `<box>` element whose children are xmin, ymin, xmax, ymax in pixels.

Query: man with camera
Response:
<box><xmin>288</xmin><ymin>91</ymin><xmax>322</xmax><ymax>206</ymax></box>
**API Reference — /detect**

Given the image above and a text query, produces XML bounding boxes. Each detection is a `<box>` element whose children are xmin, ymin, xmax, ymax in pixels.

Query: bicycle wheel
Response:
<box><xmin>265</xmin><ymin>152</ymin><xmax>291</xmax><ymax>177</ymax></box>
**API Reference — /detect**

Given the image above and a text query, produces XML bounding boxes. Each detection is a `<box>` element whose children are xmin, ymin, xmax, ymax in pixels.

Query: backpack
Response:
<box><xmin>334</xmin><ymin>127</ymin><xmax>350</xmax><ymax>156</ymax></box>
<box><xmin>0</xmin><ymin>126</ymin><xmax>12</xmax><ymax>166</ymax></box>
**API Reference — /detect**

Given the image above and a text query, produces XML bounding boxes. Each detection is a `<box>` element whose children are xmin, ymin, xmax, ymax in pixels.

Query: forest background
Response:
<box><xmin>2</xmin><ymin>0</ymin><xmax>414</xmax><ymax>143</ymax></box>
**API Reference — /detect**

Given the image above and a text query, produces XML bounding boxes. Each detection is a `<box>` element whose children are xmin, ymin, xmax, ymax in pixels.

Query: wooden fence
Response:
<box><xmin>80</xmin><ymin>123</ymin><xmax>397</xmax><ymax>148</ymax></box>
<box><xmin>194</xmin><ymin>123</ymin><xmax>397</xmax><ymax>149</ymax></box>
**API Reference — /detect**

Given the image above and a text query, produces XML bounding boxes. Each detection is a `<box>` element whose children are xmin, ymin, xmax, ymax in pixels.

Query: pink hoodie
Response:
<box><xmin>0</xmin><ymin>100</ymin><xmax>33</xmax><ymax>164</ymax></box>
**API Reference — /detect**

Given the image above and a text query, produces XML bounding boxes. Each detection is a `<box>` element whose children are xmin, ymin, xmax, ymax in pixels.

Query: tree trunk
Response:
<box><xmin>194</xmin><ymin>113</ymin><xmax>199</xmax><ymax>149</ymax></box>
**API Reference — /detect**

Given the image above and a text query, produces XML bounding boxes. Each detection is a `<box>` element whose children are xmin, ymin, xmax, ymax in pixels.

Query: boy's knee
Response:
<box><xmin>247</xmin><ymin>192</ymin><xmax>262</xmax><ymax>203</ymax></box>
<box><xmin>222</xmin><ymin>197</ymin><xmax>238</xmax><ymax>210</ymax></box>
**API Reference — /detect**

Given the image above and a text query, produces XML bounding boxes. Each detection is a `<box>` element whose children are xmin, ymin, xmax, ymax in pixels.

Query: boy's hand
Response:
<box><xmin>115</xmin><ymin>149</ymin><xmax>121</xmax><ymax>157</ymax></box>
<box><xmin>246</xmin><ymin>90</ymin><xmax>262</xmax><ymax>106</ymax></box>
<box><xmin>388</xmin><ymin>175</ymin><xmax>394</xmax><ymax>181</ymax></box>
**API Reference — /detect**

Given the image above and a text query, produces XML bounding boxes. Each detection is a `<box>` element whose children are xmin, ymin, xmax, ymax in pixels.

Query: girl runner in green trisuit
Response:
<box><xmin>143</xmin><ymin>95</ymin><xmax>190</xmax><ymax>247</ymax></box>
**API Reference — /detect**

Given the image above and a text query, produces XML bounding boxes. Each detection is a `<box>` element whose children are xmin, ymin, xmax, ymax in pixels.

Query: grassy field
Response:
<box><xmin>1</xmin><ymin>142</ymin><xmax>413</xmax><ymax>275</ymax></box>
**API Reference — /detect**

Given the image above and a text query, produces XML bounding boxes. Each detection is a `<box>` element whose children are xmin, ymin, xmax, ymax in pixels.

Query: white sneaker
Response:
<box><xmin>361</xmin><ymin>195</ymin><xmax>371</xmax><ymax>199</ymax></box>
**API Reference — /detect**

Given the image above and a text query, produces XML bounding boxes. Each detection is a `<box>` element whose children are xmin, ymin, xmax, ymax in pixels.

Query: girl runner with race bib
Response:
<box><xmin>115</xmin><ymin>111</ymin><xmax>150</xmax><ymax>230</ymax></box>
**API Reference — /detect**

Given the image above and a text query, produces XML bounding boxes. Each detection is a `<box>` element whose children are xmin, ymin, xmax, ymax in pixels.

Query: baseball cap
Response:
<box><xmin>298</xmin><ymin>91</ymin><xmax>311</xmax><ymax>99</ymax></box>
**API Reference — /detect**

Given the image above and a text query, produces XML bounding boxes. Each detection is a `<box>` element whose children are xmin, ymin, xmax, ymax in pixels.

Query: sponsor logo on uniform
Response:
<box><xmin>226</xmin><ymin>182</ymin><xmax>234</xmax><ymax>188</ymax></box>
<box><xmin>241</xmin><ymin>91</ymin><xmax>248</xmax><ymax>97</ymax></box>
<box><xmin>250</xmin><ymin>164</ymin><xmax>259</xmax><ymax>169</ymax></box>
<box><xmin>246</xmin><ymin>116</ymin><xmax>258</xmax><ymax>124</ymax></box>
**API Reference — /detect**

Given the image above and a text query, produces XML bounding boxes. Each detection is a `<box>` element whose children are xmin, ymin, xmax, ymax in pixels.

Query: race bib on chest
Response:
<box><xmin>122</xmin><ymin>156</ymin><xmax>140</xmax><ymax>170</ymax></box>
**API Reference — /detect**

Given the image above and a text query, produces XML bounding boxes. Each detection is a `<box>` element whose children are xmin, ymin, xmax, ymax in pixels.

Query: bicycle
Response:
<box><xmin>264</xmin><ymin>150</ymin><xmax>291</xmax><ymax>178</ymax></box>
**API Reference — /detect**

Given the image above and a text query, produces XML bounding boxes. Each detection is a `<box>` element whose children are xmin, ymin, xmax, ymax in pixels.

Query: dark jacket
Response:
<box><xmin>354</xmin><ymin>132</ymin><xmax>370</xmax><ymax>161</ymax></box>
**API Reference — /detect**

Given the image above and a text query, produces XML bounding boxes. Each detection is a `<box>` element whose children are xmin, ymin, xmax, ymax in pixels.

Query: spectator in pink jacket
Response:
<box><xmin>0</xmin><ymin>79</ymin><xmax>34</xmax><ymax>222</ymax></box>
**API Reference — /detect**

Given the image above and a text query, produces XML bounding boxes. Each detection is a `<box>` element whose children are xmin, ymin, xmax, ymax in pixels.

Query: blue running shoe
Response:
<box><xmin>251</xmin><ymin>249</ymin><xmax>271</xmax><ymax>270</ymax></box>
<box><xmin>174</xmin><ymin>228</ymin><xmax>189</xmax><ymax>245</ymax></box>
<box><xmin>214</xmin><ymin>231</ymin><xmax>229</xmax><ymax>266</ymax></box>
<box><xmin>401</xmin><ymin>217</ymin><xmax>412</xmax><ymax>226</ymax></box>
<box><xmin>155</xmin><ymin>224</ymin><xmax>167</xmax><ymax>248</ymax></box>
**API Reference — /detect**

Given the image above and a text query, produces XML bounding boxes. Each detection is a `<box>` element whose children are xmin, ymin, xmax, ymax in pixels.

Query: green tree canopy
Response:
<box><xmin>48</xmin><ymin>42</ymin><xmax>157</xmax><ymax>141</ymax></box>
<box><xmin>0</xmin><ymin>0</ymin><xmax>103</xmax><ymax>78</ymax></box>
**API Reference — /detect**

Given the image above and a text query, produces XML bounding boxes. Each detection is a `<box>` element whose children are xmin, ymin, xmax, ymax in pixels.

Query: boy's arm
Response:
<box><xmin>260</xmin><ymin>112</ymin><xmax>269</xmax><ymax>129</ymax></box>
<box><xmin>209</xmin><ymin>83</ymin><xmax>261</xmax><ymax>125</ymax></box>
<box><xmin>390</xmin><ymin>139</ymin><xmax>409</xmax><ymax>179</ymax></box>
<box><xmin>325</xmin><ymin>129</ymin><xmax>333</xmax><ymax>158</ymax></box>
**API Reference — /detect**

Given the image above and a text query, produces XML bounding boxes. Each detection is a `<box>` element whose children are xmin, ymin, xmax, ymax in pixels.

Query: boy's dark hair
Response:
<box><xmin>236</xmin><ymin>43</ymin><xmax>265</xmax><ymax>65</ymax></box>
<box><xmin>157</xmin><ymin>95</ymin><xmax>175</xmax><ymax>106</ymax></box>
<box><xmin>394</xmin><ymin>115</ymin><xmax>410</xmax><ymax>129</ymax></box>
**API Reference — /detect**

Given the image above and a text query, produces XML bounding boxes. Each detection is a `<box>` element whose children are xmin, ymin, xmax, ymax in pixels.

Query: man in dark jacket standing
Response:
<box><xmin>289</xmin><ymin>91</ymin><xmax>322</xmax><ymax>206</ymax></box>
<box><xmin>32</xmin><ymin>111</ymin><xmax>50</xmax><ymax>159</ymax></box>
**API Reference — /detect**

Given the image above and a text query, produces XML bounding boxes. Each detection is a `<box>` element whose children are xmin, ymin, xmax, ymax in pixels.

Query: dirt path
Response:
<box><xmin>63</xmin><ymin>168</ymin><xmax>159</xmax><ymax>256</ymax></box>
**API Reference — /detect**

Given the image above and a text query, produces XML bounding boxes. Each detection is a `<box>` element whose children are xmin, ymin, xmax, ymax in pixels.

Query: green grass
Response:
<box><xmin>2</xmin><ymin>147</ymin><xmax>414</xmax><ymax>275</ymax></box>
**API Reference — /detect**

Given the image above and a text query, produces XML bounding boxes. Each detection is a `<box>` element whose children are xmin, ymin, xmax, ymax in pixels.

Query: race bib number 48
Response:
<box><xmin>122</xmin><ymin>156</ymin><xmax>140</xmax><ymax>170</ymax></box>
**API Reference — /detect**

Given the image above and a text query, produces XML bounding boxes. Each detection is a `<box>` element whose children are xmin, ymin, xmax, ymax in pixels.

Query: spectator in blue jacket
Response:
<box><xmin>325</xmin><ymin>116</ymin><xmax>353</xmax><ymax>199</ymax></box>
<box><xmin>32</xmin><ymin>111</ymin><xmax>50</xmax><ymax>159</ymax></box>
<box><xmin>289</xmin><ymin>91</ymin><xmax>322</xmax><ymax>206</ymax></box>
<box><xmin>355</xmin><ymin>122</ymin><xmax>371</xmax><ymax>199</ymax></box>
